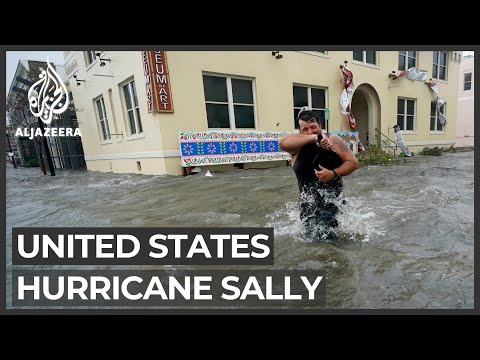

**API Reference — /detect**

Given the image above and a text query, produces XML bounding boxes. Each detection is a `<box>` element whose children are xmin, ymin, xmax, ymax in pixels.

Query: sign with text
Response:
<box><xmin>142</xmin><ymin>51</ymin><xmax>174</xmax><ymax>113</ymax></box>
<box><xmin>12</xmin><ymin>227</ymin><xmax>274</xmax><ymax>265</ymax></box>
<box><xmin>12</xmin><ymin>270</ymin><xmax>326</xmax><ymax>307</ymax></box>
<box><xmin>142</xmin><ymin>52</ymin><xmax>155</xmax><ymax>112</ymax></box>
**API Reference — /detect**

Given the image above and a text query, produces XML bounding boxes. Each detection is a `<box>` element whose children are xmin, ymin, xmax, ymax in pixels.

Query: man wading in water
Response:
<box><xmin>279</xmin><ymin>107</ymin><xmax>359</xmax><ymax>242</ymax></box>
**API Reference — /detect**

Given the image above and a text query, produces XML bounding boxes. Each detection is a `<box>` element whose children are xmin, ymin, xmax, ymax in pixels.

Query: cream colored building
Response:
<box><xmin>456</xmin><ymin>55</ymin><xmax>474</xmax><ymax>147</ymax></box>
<box><xmin>64</xmin><ymin>50</ymin><xmax>462</xmax><ymax>175</ymax></box>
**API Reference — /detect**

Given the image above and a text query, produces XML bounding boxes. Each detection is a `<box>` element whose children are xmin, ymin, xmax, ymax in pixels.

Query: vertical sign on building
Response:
<box><xmin>142</xmin><ymin>51</ymin><xmax>154</xmax><ymax>113</ymax></box>
<box><xmin>142</xmin><ymin>51</ymin><xmax>174</xmax><ymax>113</ymax></box>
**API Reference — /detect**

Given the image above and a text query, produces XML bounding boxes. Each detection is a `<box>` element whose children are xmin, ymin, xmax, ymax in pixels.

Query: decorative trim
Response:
<box><xmin>85</xmin><ymin>150</ymin><xmax>180</xmax><ymax>161</ymax></box>
<box><xmin>179</xmin><ymin>130</ymin><xmax>292</xmax><ymax>167</ymax></box>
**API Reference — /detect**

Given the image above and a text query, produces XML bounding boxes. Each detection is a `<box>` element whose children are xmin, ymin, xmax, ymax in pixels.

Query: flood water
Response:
<box><xmin>6</xmin><ymin>151</ymin><xmax>474</xmax><ymax>309</ymax></box>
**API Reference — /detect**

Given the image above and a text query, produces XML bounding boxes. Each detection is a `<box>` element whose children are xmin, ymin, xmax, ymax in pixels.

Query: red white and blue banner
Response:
<box><xmin>390</xmin><ymin>67</ymin><xmax>446</xmax><ymax>125</ymax></box>
<box><xmin>390</xmin><ymin>67</ymin><xmax>428</xmax><ymax>81</ymax></box>
<box><xmin>427</xmin><ymin>81</ymin><xmax>447</xmax><ymax>125</ymax></box>
<box><xmin>339</xmin><ymin>64</ymin><xmax>356</xmax><ymax>130</ymax></box>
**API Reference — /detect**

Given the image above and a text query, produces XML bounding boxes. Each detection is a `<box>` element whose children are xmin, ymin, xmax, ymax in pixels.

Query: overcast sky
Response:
<box><xmin>6</xmin><ymin>51</ymin><xmax>65</xmax><ymax>93</ymax></box>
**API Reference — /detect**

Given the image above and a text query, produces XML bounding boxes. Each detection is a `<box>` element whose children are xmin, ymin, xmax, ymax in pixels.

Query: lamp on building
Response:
<box><xmin>96</xmin><ymin>52</ymin><xmax>111</xmax><ymax>66</ymax></box>
<box><xmin>272</xmin><ymin>51</ymin><xmax>283</xmax><ymax>60</ymax></box>
<box><xmin>73</xmin><ymin>75</ymin><xmax>85</xmax><ymax>86</ymax></box>
<box><xmin>388</xmin><ymin>71</ymin><xmax>397</xmax><ymax>79</ymax></box>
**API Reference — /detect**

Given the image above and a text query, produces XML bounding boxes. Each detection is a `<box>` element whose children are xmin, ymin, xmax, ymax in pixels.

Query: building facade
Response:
<box><xmin>456</xmin><ymin>55</ymin><xmax>474</xmax><ymax>147</ymax></box>
<box><xmin>7</xmin><ymin>60</ymin><xmax>47</xmax><ymax>167</ymax></box>
<box><xmin>65</xmin><ymin>50</ymin><xmax>462</xmax><ymax>176</ymax></box>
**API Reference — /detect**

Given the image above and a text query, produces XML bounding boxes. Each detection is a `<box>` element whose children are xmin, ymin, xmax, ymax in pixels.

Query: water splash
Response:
<box><xmin>266</xmin><ymin>201</ymin><xmax>305</xmax><ymax>239</ymax></box>
<box><xmin>336</xmin><ymin>197</ymin><xmax>385</xmax><ymax>243</ymax></box>
<box><xmin>267</xmin><ymin>189</ymin><xmax>385</xmax><ymax>244</ymax></box>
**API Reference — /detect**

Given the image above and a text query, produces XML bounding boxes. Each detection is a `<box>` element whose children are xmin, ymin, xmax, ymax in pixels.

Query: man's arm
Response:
<box><xmin>329</xmin><ymin>134</ymin><xmax>359</xmax><ymax>176</ymax></box>
<box><xmin>314</xmin><ymin>135</ymin><xmax>359</xmax><ymax>182</ymax></box>
<box><xmin>278</xmin><ymin>133</ymin><xmax>316</xmax><ymax>155</ymax></box>
<box><xmin>315</xmin><ymin>134</ymin><xmax>359</xmax><ymax>181</ymax></box>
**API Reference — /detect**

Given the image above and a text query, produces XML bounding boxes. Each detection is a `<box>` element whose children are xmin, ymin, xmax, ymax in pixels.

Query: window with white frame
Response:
<box><xmin>430</xmin><ymin>102</ymin><xmax>445</xmax><ymax>132</ymax></box>
<box><xmin>122</xmin><ymin>80</ymin><xmax>143</xmax><ymax>135</ymax></box>
<box><xmin>84</xmin><ymin>51</ymin><xmax>97</xmax><ymax>66</ymax></box>
<box><xmin>353</xmin><ymin>51</ymin><xmax>376</xmax><ymax>65</ymax></box>
<box><xmin>432</xmin><ymin>51</ymin><xmax>447</xmax><ymax>80</ymax></box>
<box><xmin>397</xmin><ymin>98</ymin><xmax>415</xmax><ymax>131</ymax></box>
<box><xmin>203</xmin><ymin>74</ymin><xmax>255</xmax><ymax>129</ymax></box>
<box><xmin>95</xmin><ymin>97</ymin><xmax>111</xmax><ymax>141</ymax></box>
<box><xmin>399</xmin><ymin>51</ymin><xmax>416</xmax><ymax>71</ymax></box>
<box><xmin>293</xmin><ymin>85</ymin><xmax>327</xmax><ymax>129</ymax></box>
<box><xmin>464</xmin><ymin>72</ymin><xmax>472</xmax><ymax>91</ymax></box>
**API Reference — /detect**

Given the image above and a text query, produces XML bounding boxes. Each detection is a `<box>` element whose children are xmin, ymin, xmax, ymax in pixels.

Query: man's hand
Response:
<box><xmin>315</xmin><ymin>165</ymin><xmax>335</xmax><ymax>182</ymax></box>
<box><xmin>318</xmin><ymin>135</ymin><xmax>333</xmax><ymax>150</ymax></box>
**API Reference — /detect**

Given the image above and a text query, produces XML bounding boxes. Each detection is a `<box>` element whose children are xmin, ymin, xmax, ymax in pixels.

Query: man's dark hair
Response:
<box><xmin>298</xmin><ymin>109</ymin><xmax>320</xmax><ymax>124</ymax></box>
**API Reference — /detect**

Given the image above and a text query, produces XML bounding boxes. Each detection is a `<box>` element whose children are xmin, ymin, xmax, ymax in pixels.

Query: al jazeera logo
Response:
<box><xmin>15</xmin><ymin>58</ymin><xmax>81</xmax><ymax>139</ymax></box>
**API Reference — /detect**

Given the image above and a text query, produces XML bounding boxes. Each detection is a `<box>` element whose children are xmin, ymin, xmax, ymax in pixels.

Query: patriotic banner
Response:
<box><xmin>427</xmin><ymin>81</ymin><xmax>447</xmax><ymax>125</ymax></box>
<box><xmin>389</xmin><ymin>67</ymin><xmax>427</xmax><ymax>81</ymax></box>
<box><xmin>339</xmin><ymin>64</ymin><xmax>356</xmax><ymax>130</ymax></box>
<box><xmin>405</xmin><ymin>67</ymin><xmax>428</xmax><ymax>81</ymax></box>
<box><xmin>390</xmin><ymin>67</ymin><xmax>446</xmax><ymax>125</ymax></box>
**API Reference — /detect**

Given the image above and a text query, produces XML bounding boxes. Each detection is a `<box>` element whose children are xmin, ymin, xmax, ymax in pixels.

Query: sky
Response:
<box><xmin>6</xmin><ymin>51</ymin><xmax>65</xmax><ymax>93</ymax></box>
<box><xmin>5</xmin><ymin>50</ymin><xmax>475</xmax><ymax>94</ymax></box>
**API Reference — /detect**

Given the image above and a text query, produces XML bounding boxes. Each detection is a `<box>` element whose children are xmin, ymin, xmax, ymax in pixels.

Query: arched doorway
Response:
<box><xmin>351</xmin><ymin>83</ymin><xmax>381</xmax><ymax>147</ymax></box>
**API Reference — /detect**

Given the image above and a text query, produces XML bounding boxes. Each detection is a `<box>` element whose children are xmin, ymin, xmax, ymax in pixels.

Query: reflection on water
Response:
<box><xmin>6</xmin><ymin>151</ymin><xmax>474</xmax><ymax>309</ymax></box>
